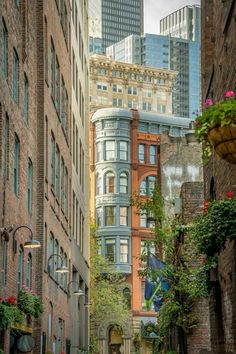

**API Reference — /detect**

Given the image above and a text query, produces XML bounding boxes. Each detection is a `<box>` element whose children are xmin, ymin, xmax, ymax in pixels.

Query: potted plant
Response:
<box><xmin>192</xmin><ymin>192</ymin><xmax>236</xmax><ymax>257</ymax></box>
<box><xmin>0</xmin><ymin>296</ymin><xmax>24</xmax><ymax>330</ymax></box>
<box><xmin>18</xmin><ymin>288</ymin><xmax>43</xmax><ymax>318</ymax></box>
<box><xmin>195</xmin><ymin>91</ymin><xmax>236</xmax><ymax>163</ymax></box>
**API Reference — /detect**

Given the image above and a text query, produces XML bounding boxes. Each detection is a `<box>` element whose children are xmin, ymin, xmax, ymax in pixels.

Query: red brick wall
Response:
<box><xmin>201</xmin><ymin>1</ymin><xmax>236</xmax><ymax>352</ymax></box>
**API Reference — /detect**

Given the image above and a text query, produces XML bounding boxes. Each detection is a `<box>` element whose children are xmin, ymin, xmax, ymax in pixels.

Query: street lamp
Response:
<box><xmin>67</xmin><ymin>281</ymin><xmax>85</xmax><ymax>297</ymax></box>
<box><xmin>47</xmin><ymin>254</ymin><xmax>69</xmax><ymax>274</ymax></box>
<box><xmin>0</xmin><ymin>225</ymin><xmax>41</xmax><ymax>253</ymax></box>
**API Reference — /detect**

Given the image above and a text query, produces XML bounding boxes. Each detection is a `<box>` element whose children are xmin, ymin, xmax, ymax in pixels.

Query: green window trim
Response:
<box><xmin>27</xmin><ymin>159</ymin><xmax>33</xmax><ymax>213</ymax></box>
<box><xmin>12</xmin><ymin>48</ymin><xmax>19</xmax><ymax>104</ymax></box>
<box><xmin>14</xmin><ymin>134</ymin><xmax>20</xmax><ymax>195</ymax></box>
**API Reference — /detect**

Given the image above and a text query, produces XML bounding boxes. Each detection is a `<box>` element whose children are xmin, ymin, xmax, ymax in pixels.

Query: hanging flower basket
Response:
<box><xmin>195</xmin><ymin>91</ymin><xmax>236</xmax><ymax>163</ymax></box>
<box><xmin>208</xmin><ymin>123</ymin><xmax>236</xmax><ymax>164</ymax></box>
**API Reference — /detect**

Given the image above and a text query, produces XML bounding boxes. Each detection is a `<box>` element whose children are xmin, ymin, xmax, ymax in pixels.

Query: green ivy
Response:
<box><xmin>192</xmin><ymin>198</ymin><xmax>236</xmax><ymax>256</ymax></box>
<box><xmin>0</xmin><ymin>302</ymin><xmax>24</xmax><ymax>330</ymax></box>
<box><xmin>18</xmin><ymin>289</ymin><xmax>43</xmax><ymax>318</ymax></box>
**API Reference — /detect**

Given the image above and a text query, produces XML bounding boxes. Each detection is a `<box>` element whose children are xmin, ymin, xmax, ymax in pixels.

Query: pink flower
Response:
<box><xmin>204</xmin><ymin>98</ymin><xmax>213</xmax><ymax>106</ymax></box>
<box><xmin>225</xmin><ymin>91</ymin><xmax>235</xmax><ymax>98</ymax></box>
<box><xmin>226</xmin><ymin>191</ymin><xmax>234</xmax><ymax>198</ymax></box>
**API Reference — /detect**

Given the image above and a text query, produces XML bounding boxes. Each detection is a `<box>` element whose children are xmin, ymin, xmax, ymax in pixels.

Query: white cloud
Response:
<box><xmin>144</xmin><ymin>0</ymin><xmax>201</xmax><ymax>34</ymax></box>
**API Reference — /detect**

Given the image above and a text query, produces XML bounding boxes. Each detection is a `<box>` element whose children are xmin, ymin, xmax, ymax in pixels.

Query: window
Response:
<box><xmin>105</xmin><ymin>206</ymin><xmax>116</xmax><ymax>226</ymax></box>
<box><xmin>56</xmin><ymin>319</ymin><xmax>63</xmax><ymax>353</ymax></box>
<box><xmin>113</xmin><ymin>84</ymin><xmax>123</xmax><ymax>93</ymax></box>
<box><xmin>4</xmin><ymin>114</ymin><xmax>9</xmax><ymax>179</ymax></box>
<box><xmin>55</xmin><ymin>145</ymin><xmax>60</xmax><ymax>198</ymax></box>
<box><xmin>142</xmin><ymin>102</ymin><xmax>151</xmax><ymax>111</ymax></box>
<box><xmin>120</xmin><ymin>239</ymin><xmax>128</xmax><ymax>263</ymax></box>
<box><xmin>105</xmin><ymin>172</ymin><xmax>115</xmax><ymax>194</ymax></box>
<box><xmin>128</xmin><ymin>86</ymin><xmax>137</xmax><ymax>95</ymax></box>
<box><xmin>140</xmin><ymin>210</ymin><xmax>155</xmax><ymax>228</ymax></box>
<box><xmin>120</xmin><ymin>207</ymin><xmax>128</xmax><ymax>226</ymax></box>
<box><xmin>48</xmin><ymin>232</ymin><xmax>54</xmax><ymax>274</ymax></box>
<box><xmin>23</xmin><ymin>73</ymin><xmax>28</xmax><ymax>122</ymax></box>
<box><xmin>64</xmin><ymin>167</ymin><xmax>68</xmax><ymax>216</ymax></box>
<box><xmin>12</xmin><ymin>48</ymin><xmax>19</xmax><ymax>104</ymax></box>
<box><xmin>138</xmin><ymin>144</ymin><xmax>145</xmax><ymax>163</ymax></box>
<box><xmin>120</xmin><ymin>141</ymin><xmax>128</xmax><ymax>161</ymax></box>
<box><xmin>55</xmin><ymin>59</ymin><xmax>60</xmax><ymax>112</ymax></box>
<box><xmin>50</xmin><ymin>133</ymin><xmax>55</xmax><ymax>187</ymax></box>
<box><xmin>157</xmin><ymin>104</ymin><xmax>166</xmax><ymax>113</ymax></box>
<box><xmin>140</xmin><ymin>176</ymin><xmax>156</xmax><ymax>196</ymax></box>
<box><xmin>150</xmin><ymin>145</ymin><xmax>156</xmax><ymax>165</ymax></box>
<box><xmin>97</xmin><ymin>82</ymin><xmax>107</xmax><ymax>91</ymax></box>
<box><xmin>18</xmin><ymin>246</ymin><xmax>23</xmax><ymax>290</ymax></box>
<box><xmin>50</xmin><ymin>41</ymin><xmax>55</xmax><ymax>98</ymax></box>
<box><xmin>1</xmin><ymin>238</ymin><xmax>7</xmax><ymax>287</ymax></box>
<box><xmin>105</xmin><ymin>239</ymin><xmax>116</xmax><ymax>262</ymax></box>
<box><xmin>76</xmin><ymin>126</ymin><xmax>78</xmax><ymax>173</ymax></box>
<box><xmin>61</xmin><ymin>78</ymin><xmax>68</xmax><ymax>135</ymax></box>
<box><xmin>105</xmin><ymin>141</ymin><xmax>115</xmax><ymax>160</ymax></box>
<box><xmin>96</xmin><ymin>142</ymin><xmax>102</xmax><ymax>162</ymax></box>
<box><xmin>2</xmin><ymin>19</ymin><xmax>8</xmax><ymax>78</ymax></box>
<box><xmin>113</xmin><ymin>98</ymin><xmax>122</xmax><ymax>107</ymax></box>
<box><xmin>96</xmin><ymin>173</ymin><xmax>102</xmax><ymax>195</ymax></box>
<box><xmin>27</xmin><ymin>159</ymin><xmax>33</xmax><ymax>213</ymax></box>
<box><xmin>26</xmin><ymin>254</ymin><xmax>32</xmax><ymax>289</ymax></box>
<box><xmin>14</xmin><ymin>134</ymin><xmax>20</xmax><ymax>195</ymax></box>
<box><xmin>96</xmin><ymin>207</ymin><xmax>102</xmax><ymax>227</ymax></box>
<box><xmin>60</xmin><ymin>158</ymin><xmax>65</xmax><ymax>209</ymax></box>
<box><xmin>120</xmin><ymin>172</ymin><xmax>128</xmax><ymax>194</ymax></box>
<box><xmin>79</xmin><ymin>210</ymin><xmax>84</xmax><ymax>252</ymax></box>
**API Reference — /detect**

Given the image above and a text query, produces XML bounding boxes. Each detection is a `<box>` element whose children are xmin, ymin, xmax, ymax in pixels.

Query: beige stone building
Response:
<box><xmin>89</xmin><ymin>54</ymin><xmax>176</xmax><ymax>114</ymax></box>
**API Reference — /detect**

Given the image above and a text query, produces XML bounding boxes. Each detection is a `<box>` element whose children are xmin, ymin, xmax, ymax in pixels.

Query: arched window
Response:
<box><xmin>18</xmin><ymin>246</ymin><xmax>24</xmax><ymax>290</ymax></box>
<box><xmin>96</xmin><ymin>173</ymin><xmax>102</xmax><ymax>195</ymax></box>
<box><xmin>26</xmin><ymin>253</ymin><xmax>32</xmax><ymax>289</ymax></box>
<box><xmin>1</xmin><ymin>237</ymin><xmax>7</xmax><ymax>287</ymax></box>
<box><xmin>105</xmin><ymin>172</ymin><xmax>115</xmax><ymax>194</ymax></box>
<box><xmin>120</xmin><ymin>172</ymin><xmax>128</xmax><ymax>194</ymax></box>
<box><xmin>140</xmin><ymin>176</ymin><xmax>156</xmax><ymax>195</ymax></box>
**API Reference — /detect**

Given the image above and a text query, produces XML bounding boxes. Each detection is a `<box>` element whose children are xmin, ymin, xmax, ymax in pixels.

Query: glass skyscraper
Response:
<box><xmin>160</xmin><ymin>5</ymin><xmax>201</xmax><ymax>42</ymax></box>
<box><xmin>107</xmin><ymin>33</ymin><xmax>201</xmax><ymax>118</ymax></box>
<box><xmin>101</xmin><ymin>0</ymin><xmax>143</xmax><ymax>52</ymax></box>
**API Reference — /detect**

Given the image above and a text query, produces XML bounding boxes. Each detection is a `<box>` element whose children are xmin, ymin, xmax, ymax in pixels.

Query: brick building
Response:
<box><xmin>0</xmin><ymin>1</ymin><xmax>89</xmax><ymax>353</ymax></box>
<box><xmin>201</xmin><ymin>1</ymin><xmax>236</xmax><ymax>353</ymax></box>
<box><xmin>90</xmin><ymin>107</ymin><xmax>204</xmax><ymax>353</ymax></box>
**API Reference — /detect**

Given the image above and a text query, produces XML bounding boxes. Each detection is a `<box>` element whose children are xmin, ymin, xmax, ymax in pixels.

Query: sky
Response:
<box><xmin>144</xmin><ymin>0</ymin><xmax>201</xmax><ymax>34</ymax></box>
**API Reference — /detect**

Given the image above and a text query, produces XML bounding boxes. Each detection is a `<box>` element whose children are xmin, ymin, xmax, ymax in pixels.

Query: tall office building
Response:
<box><xmin>89</xmin><ymin>0</ymin><xmax>101</xmax><ymax>37</ymax></box>
<box><xmin>96</xmin><ymin>0</ymin><xmax>144</xmax><ymax>52</ymax></box>
<box><xmin>107</xmin><ymin>34</ymin><xmax>201</xmax><ymax>118</ymax></box>
<box><xmin>160</xmin><ymin>5</ymin><xmax>201</xmax><ymax>42</ymax></box>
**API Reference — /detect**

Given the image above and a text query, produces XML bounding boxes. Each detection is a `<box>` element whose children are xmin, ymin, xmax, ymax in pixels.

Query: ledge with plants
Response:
<box><xmin>18</xmin><ymin>287</ymin><xmax>44</xmax><ymax>319</ymax></box>
<box><xmin>195</xmin><ymin>91</ymin><xmax>236</xmax><ymax>163</ymax></box>
<box><xmin>0</xmin><ymin>296</ymin><xmax>24</xmax><ymax>331</ymax></box>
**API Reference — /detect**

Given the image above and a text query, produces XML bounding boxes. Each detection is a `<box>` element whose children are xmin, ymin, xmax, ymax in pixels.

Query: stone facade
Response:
<box><xmin>0</xmin><ymin>0</ymin><xmax>89</xmax><ymax>353</ymax></box>
<box><xmin>90</xmin><ymin>54</ymin><xmax>175</xmax><ymax>115</ymax></box>
<box><xmin>201</xmin><ymin>1</ymin><xmax>236</xmax><ymax>353</ymax></box>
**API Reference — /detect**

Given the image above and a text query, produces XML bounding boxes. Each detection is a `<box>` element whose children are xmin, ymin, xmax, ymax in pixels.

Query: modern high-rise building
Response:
<box><xmin>0</xmin><ymin>0</ymin><xmax>89</xmax><ymax>353</ymax></box>
<box><xmin>107</xmin><ymin>34</ymin><xmax>201</xmax><ymax>118</ymax></box>
<box><xmin>89</xmin><ymin>54</ymin><xmax>176</xmax><ymax>115</ymax></box>
<box><xmin>160</xmin><ymin>5</ymin><xmax>201</xmax><ymax>42</ymax></box>
<box><xmin>89</xmin><ymin>0</ymin><xmax>144</xmax><ymax>53</ymax></box>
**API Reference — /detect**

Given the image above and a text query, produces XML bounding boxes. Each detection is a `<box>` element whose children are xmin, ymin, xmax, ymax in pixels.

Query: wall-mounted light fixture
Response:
<box><xmin>67</xmin><ymin>281</ymin><xmax>85</xmax><ymax>297</ymax></box>
<box><xmin>47</xmin><ymin>254</ymin><xmax>69</xmax><ymax>274</ymax></box>
<box><xmin>0</xmin><ymin>225</ymin><xmax>41</xmax><ymax>253</ymax></box>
